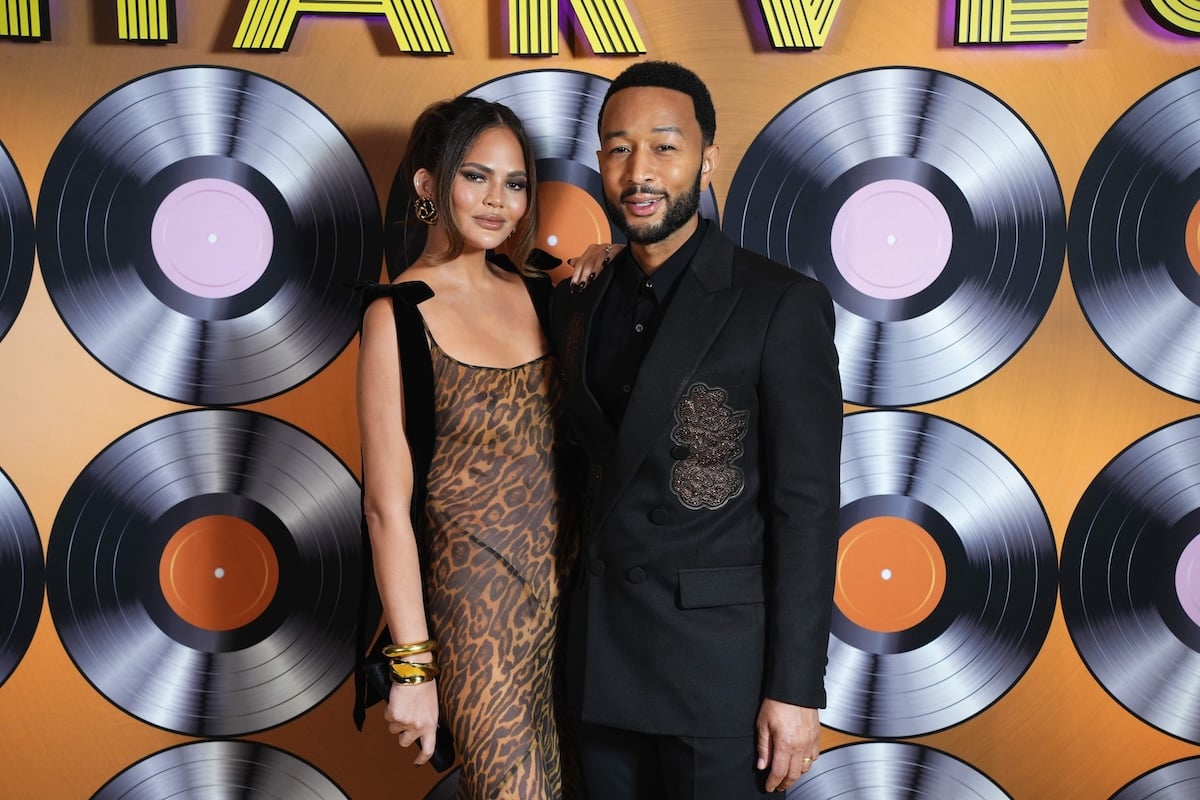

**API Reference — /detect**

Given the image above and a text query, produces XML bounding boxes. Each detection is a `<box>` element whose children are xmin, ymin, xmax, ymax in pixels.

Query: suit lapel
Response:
<box><xmin>595</xmin><ymin>227</ymin><xmax>742</xmax><ymax>527</ymax></box>
<box><xmin>563</xmin><ymin>266</ymin><xmax>618</xmax><ymax>459</ymax></box>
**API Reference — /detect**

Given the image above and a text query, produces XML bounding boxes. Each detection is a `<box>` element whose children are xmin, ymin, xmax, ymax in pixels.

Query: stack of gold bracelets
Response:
<box><xmin>383</xmin><ymin>639</ymin><xmax>440</xmax><ymax>685</ymax></box>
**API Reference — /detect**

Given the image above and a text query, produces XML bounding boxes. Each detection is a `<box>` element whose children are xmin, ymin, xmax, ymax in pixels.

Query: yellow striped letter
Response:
<box><xmin>757</xmin><ymin>0</ymin><xmax>843</xmax><ymax>49</ymax></box>
<box><xmin>234</xmin><ymin>0</ymin><xmax>451</xmax><ymax>53</ymax></box>
<box><xmin>956</xmin><ymin>0</ymin><xmax>1089</xmax><ymax>44</ymax></box>
<box><xmin>1143</xmin><ymin>0</ymin><xmax>1200</xmax><ymax>35</ymax></box>
<box><xmin>0</xmin><ymin>0</ymin><xmax>48</xmax><ymax>40</ymax></box>
<box><xmin>508</xmin><ymin>0</ymin><xmax>645</xmax><ymax>55</ymax></box>
<box><xmin>118</xmin><ymin>0</ymin><xmax>176</xmax><ymax>43</ymax></box>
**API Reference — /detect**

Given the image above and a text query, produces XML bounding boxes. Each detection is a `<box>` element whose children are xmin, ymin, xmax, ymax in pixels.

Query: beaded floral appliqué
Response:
<box><xmin>670</xmin><ymin>382</ymin><xmax>747</xmax><ymax>510</ymax></box>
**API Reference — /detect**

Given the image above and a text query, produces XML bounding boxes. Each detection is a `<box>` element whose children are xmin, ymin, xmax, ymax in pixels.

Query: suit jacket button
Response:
<box><xmin>589</xmin><ymin>559</ymin><xmax>606</xmax><ymax>576</ymax></box>
<box><xmin>670</xmin><ymin>444</ymin><xmax>691</xmax><ymax>459</ymax></box>
<box><xmin>626</xmin><ymin>567</ymin><xmax>646</xmax><ymax>584</ymax></box>
<box><xmin>648</xmin><ymin>507</ymin><xmax>669</xmax><ymax>525</ymax></box>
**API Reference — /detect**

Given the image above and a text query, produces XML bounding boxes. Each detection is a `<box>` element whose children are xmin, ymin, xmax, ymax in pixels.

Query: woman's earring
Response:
<box><xmin>414</xmin><ymin>195</ymin><xmax>438</xmax><ymax>225</ymax></box>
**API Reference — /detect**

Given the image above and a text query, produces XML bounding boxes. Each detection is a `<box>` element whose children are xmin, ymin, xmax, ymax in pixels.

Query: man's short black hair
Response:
<box><xmin>598</xmin><ymin>60</ymin><xmax>717</xmax><ymax>146</ymax></box>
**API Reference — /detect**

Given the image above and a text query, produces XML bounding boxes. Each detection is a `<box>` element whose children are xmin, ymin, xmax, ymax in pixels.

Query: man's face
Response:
<box><xmin>597</xmin><ymin>86</ymin><xmax>716</xmax><ymax>248</ymax></box>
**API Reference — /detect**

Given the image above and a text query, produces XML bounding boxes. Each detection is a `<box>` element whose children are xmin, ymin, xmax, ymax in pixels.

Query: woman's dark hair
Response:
<box><xmin>598</xmin><ymin>60</ymin><xmax>717</xmax><ymax>146</ymax></box>
<box><xmin>401</xmin><ymin>95</ymin><xmax>539</xmax><ymax>274</ymax></box>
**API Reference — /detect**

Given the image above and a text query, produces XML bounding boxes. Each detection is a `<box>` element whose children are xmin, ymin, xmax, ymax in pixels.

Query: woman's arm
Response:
<box><xmin>357</xmin><ymin>296</ymin><xmax>440</xmax><ymax>765</ymax></box>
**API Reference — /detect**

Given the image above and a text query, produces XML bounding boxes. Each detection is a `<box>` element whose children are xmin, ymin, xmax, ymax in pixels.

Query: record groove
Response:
<box><xmin>786</xmin><ymin>741</ymin><xmax>1010</xmax><ymax>799</ymax></box>
<box><xmin>724</xmin><ymin>67</ymin><xmax>1065</xmax><ymax>407</ymax></box>
<box><xmin>0</xmin><ymin>467</ymin><xmax>42</xmax><ymax>687</ymax></box>
<box><xmin>36</xmin><ymin>66</ymin><xmax>381</xmax><ymax>405</ymax></box>
<box><xmin>386</xmin><ymin>69</ymin><xmax>718</xmax><ymax>278</ymax></box>
<box><xmin>0</xmin><ymin>139</ymin><xmax>34</xmax><ymax>344</ymax></box>
<box><xmin>92</xmin><ymin>740</ymin><xmax>348</xmax><ymax>799</ymax></box>
<box><xmin>1062</xmin><ymin>415</ymin><xmax>1200</xmax><ymax>743</ymax></box>
<box><xmin>1069</xmin><ymin>67</ymin><xmax>1200</xmax><ymax>401</ymax></box>
<box><xmin>825</xmin><ymin>410</ymin><xmax>1056</xmax><ymax>738</ymax></box>
<box><xmin>1110</xmin><ymin>757</ymin><xmax>1200</xmax><ymax>800</ymax></box>
<box><xmin>46</xmin><ymin>409</ymin><xmax>363</xmax><ymax>736</ymax></box>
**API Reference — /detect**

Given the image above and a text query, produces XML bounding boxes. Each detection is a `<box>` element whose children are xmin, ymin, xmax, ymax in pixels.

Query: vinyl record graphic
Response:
<box><xmin>1070</xmin><ymin>67</ymin><xmax>1200</xmax><ymax>401</ymax></box>
<box><xmin>36</xmin><ymin>66</ymin><xmax>381</xmax><ymax>406</ymax></box>
<box><xmin>724</xmin><ymin>67</ymin><xmax>1064</xmax><ymax>407</ymax></box>
<box><xmin>1111</xmin><ymin>757</ymin><xmax>1200</xmax><ymax>800</ymax></box>
<box><xmin>385</xmin><ymin>69</ymin><xmax>719</xmax><ymax>278</ymax></box>
<box><xmin>46</xmin><ymin>409</ymin><xmax>363</xmax><ymax>736</ymax></box>
<box><xmin>92</xmin><ymin>740</ymin><xmax>348</xmax><ymax>799</ymax></box>
<box><xmin>826</xmin><ymin>410</ymin><xmax>1056</xmax><ymax>738</ymax></box>
<box><xmin>0</xmin><ymin>139</ymin><xmax>34</xmax><ymax>344</ymax></box>
<box><xmin>786</xmin><ymin>742</ymin><xmax>1010</xmax><ymax>799</ymax></box>
<box><xmin>0</xmin><ymin>467</ymin><xmax>42</xmax><ymax>687</ymax></box>
<box><xmin>1062</xmin><ymin>416</ymin><xmax>1200</xmax><ymax>743</ymax></box>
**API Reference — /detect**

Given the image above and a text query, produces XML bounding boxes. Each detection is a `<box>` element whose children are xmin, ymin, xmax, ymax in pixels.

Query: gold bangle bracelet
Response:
<box><xmin>389</xmin><ymin>659</ymin><xmax>440</xmax><ymax>685</ymax></box>
<box><xmin>381</xmin><ymin>639</ymin><xmax>438</xmax><ymax>658</ymax></box>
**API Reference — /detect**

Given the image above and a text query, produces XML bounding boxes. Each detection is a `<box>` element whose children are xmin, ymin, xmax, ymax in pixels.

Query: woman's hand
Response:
<box><xmin>566</xmin><ymin>242</ymin><xmax>623</xmax><ymax>288</ymax></box>
<box><xmin>384</xmin><ymin>680</ymin><xmax>441</xmax><ymax>765</ymax></box>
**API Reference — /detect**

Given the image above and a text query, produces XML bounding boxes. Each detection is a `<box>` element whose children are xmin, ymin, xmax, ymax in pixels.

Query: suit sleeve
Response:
<box><xmin>758</xmin><ymin>277</ymin><xmax>842</xmax><ymax>709</ymax></box>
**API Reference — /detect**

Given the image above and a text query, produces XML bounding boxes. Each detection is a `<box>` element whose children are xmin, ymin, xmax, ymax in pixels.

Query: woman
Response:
<box><xmin>357</xmin><ymin>95</ymin><xmax>608</xmax><ymax>800</ymax></box>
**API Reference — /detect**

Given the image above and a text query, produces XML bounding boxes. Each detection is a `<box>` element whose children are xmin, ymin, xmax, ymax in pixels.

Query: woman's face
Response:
<box><xmin>448</xmin><ymin>125</ymin><xmax>529</xmax><ymax>252</ymax></box>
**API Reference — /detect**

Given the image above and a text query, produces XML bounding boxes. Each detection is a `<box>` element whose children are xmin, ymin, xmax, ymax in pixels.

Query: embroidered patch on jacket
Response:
<box><xmin>670</xmin><ymin>382</ymin><xmax>747</xmax><ymax>509</ymax></box>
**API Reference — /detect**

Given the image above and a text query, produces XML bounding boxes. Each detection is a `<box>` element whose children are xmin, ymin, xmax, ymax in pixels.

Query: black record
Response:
<box><xmin>0</xmin><ymin>467</ymin><xmax>42</xmax><ymax>686</ymax></box>
<box><xmin>1069</xmin><ymin>67</ymin><xmax>1200</xmax><ymax>401</ymax></box>
<box><xmin>36</xmin><ymin>66</ymin><xmax>381</xmax><ymax>406</ymax></box>
<box><xmin>1111</xmin><ymin>758</ymin><xmax>1200</xmax><ymax>800</ymax></box>
<box><xmin>825</xmin><ymin>410</ymin><xmax>1056</xmax><ymax>738</ymax></box>
<box><xmin>724</xmin><ymin>67</ymin><xmax>1064</xmax><ymax>407</ymax></box>
<box><xmin>0</xmin><ymin>139</ymin><xmax>34</xmax><ymax>343</ymax></box>
<box><xmin>46</xmin><ymin>409</ymin><xmax>363</xmax><ymax>736</ymax></box>
<box><xmin>92</xmin><ymin>740</ymin><xmax>348</xmax><ymax>799</ymax></box>
<box><xmin>385</xmin><ymin>69</ymin><xmax>719</xmax><ymax>278</ymax></box>
<box><xmin>1062</xmin><ymin>415</ymin><xmax>1200</xmax><ymax>743</ymax></box>
<box><xmin>786</xmin><ymin>741</ymin><xmax>1010</xmax><ymax>799</ymax></box>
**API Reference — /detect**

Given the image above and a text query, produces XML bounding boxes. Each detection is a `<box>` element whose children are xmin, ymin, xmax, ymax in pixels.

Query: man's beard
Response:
<box><xmin>605</xmin><ymin>171</ymin><xmax>702</xmax><ymax>245</ymax></box>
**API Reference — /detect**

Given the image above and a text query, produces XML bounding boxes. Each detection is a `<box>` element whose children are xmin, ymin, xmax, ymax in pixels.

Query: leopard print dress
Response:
<box><xmin>422</xmin><ymin>336</ymin><xmax>577</xmax><ymax>800</ymax></box>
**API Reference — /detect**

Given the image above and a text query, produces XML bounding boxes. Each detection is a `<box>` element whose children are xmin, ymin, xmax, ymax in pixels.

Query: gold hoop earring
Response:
<box><xmin>414</xmin><ymin>196</ymin><xmax>438</xmax><ymax>225</ymax></box>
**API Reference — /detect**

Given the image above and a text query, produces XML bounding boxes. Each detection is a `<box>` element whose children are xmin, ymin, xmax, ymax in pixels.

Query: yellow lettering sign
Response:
<box><xmin>0</xmin><ymin>0</ymin><xmax>48</xmax><ymax>41</ymax></box>
<box><xmin>1142</xmin><ymin>0</ymin><xmax>1200</xmax><ymax>35</ymax></box>
<box><xmin>758</xmin><ymin>0</ymin><xmax>843</xmax><ymax>49</ymax></box>
<box><xmin>508</xmin><ymin>0</ymin><xmax>646</xmax><ymax>55</ymax></box>
<box><xmin>956</xmin><ymin>0</ymin><xmax>1088</xmax><ymax>44</ymax></box>
<box><xmin>234</xmin><ymin>0</ymin><xmax>451</xmax><ymax>52</ymax></box>
<box><xmin>118</xmin><ymin>0</ymin><xmax>176</xmax><ymax>42</ymax></box>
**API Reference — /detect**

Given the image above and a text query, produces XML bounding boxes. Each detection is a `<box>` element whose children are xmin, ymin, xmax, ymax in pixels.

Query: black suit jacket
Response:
<box><xmin>550</xmin><ymin>223</ymin><xmax>842</xmax><ymax>738</ymax></box>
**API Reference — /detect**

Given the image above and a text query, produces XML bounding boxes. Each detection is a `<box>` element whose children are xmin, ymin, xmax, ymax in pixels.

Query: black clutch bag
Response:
<box><xmin>362</xmin><ymin>636</ymin><xmax>456</xmax><ymax>772</ymax></box>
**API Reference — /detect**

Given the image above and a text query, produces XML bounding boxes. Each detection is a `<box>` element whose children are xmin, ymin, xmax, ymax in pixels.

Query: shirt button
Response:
<box><xmin>648</xmin><ymin>507</ymin><xmax>669</xmax><ymax>525</ymax></box>
<box><xmin>634</xmin><ymin>323</ymin><xmax>644</xmax><ymax>333</ymax></box>
<box><xmin>626</xmin><ymin>567</ymin><xmax>647</xmax><ymax>584</ymax></box>
<box><xmin>589</xmin><ymin>560</ymin><xmax>606</xmax><ymax>576</ymax></box>
<box><xmin>622</xmin><ymin>384</ymin><xmax>631</xmax><ymax>393</ymax></box>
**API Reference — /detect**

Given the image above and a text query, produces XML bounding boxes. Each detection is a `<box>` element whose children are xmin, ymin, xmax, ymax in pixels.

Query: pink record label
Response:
<box><xmin>1177</xmin><ymin>535</ymin><xmax>1200</xmax><ymax>627</ymax></box>
<box><xmin>151</xmin><ymin>178</ymin><xmax>273</xmax><ymax>298</ymax></box>
<box><xmin>830</xmin><ymin>179</ymin><xmax>952</xmax><ymax>299</ymax></box>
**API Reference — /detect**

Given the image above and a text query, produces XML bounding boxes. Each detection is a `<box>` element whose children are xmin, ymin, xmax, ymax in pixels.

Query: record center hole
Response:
<box><xmin>208</xmin><ymin>233</ymin><xmax>218</xmax><ymax>244</ymax></box>
<box><xmin>547</xmin><ymin>234</ymin><xmax>559</xmax><ymax>246</ymax></box>
<box><xmin>881</xmin><ymin>568</ymin><xmax>893</xmax><ymax>580</ymax></box>
<box><xmin>214</xmin><ymin>567</ymin><xmax>225</xmax><ymax>579</ymax></box>
<box><xmin>886</xmin><ymin>234</ymin><xmax>897</xmax><ymax>245</ymax></box>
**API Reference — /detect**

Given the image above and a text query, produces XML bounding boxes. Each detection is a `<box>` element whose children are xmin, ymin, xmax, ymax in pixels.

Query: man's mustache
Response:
<box><xmin>620</xmin><ymin>185</ymin><xmax>666</xmax><ymax>200</ymax></box>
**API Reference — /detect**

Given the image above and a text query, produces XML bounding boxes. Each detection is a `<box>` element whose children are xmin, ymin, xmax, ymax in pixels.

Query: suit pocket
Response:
<box><xmin>677</xmin><ymin>564</ymin><xmax>765</xmax><ymax>609</ymax></box>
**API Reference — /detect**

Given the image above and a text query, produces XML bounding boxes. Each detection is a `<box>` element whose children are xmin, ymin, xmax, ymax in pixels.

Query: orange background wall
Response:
<box><xmin>1</xmin><ymin>2</ymin><xmax>1199</xmax><ymax>798</ymax></box>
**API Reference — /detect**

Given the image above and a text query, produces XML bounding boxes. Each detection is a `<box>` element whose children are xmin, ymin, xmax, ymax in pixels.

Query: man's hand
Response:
<box><xmin>755</xmin><ymin>698</ymin><xmax>820</xmax><ymax>792</ymax></box>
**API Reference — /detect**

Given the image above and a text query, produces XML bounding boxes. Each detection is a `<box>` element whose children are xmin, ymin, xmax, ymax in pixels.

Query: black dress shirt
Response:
<box><xmin>587</xmin><ymin>220</ymin><xmax>708</xmax><ymax>426</ymax></box>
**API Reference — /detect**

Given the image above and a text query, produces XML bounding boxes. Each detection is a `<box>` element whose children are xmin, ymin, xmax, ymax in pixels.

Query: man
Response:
<box><xmin>550</xmin><ymin>61</ymin><xmax>842</xmax><ymax>798</ymax></box>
